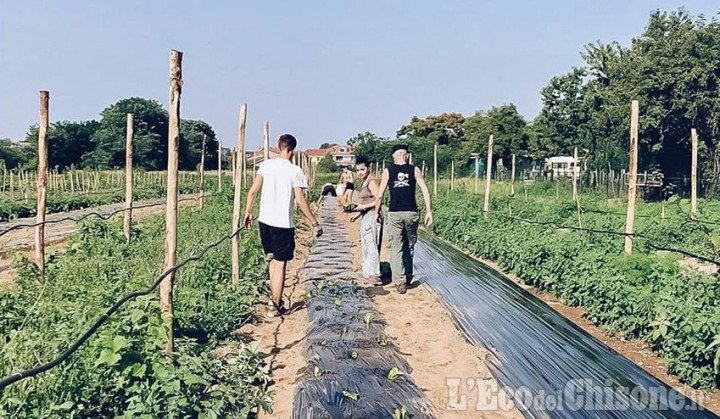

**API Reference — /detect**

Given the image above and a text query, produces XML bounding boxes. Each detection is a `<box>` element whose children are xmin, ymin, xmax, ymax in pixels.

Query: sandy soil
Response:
<box><xmin>241</xmin><ymin>219</ymin><xmax>314</xmax><ymax>419</ymax></box>
<box><xmin>342</xmin><ymin>209</ymin><xmax>523</xmax><ymax>419</ymax></box>
<box><xmin>247</xmin><ymin>204</ymin><xmax>523</xmax><ymax>418</ymax></box>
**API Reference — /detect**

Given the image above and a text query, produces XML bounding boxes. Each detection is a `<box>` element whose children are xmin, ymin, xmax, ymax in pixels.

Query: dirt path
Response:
<box><xmin>245</xmin><ymin>203</ymin><xmax>522</xmax><ymax>418</ymax></box>
<box><xmin>342</xmin><ymin>208</ymin><xmax>523</xmax><ymax>419</ymax></box>
<box><xmin>241</xmin><ymin>219</ymin><xmax>314</xmax><ymax>419</ymax></box>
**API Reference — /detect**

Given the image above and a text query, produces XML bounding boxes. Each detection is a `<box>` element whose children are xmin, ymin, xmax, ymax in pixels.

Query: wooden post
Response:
<box><xmin>572</xmin><ymin>147</ymin><xmax>579</xmax><ymax>203</ymax></box>
<box><xmin>199</xmin><ymin>133</ymin><xmax>206</xmax><ymax>209</ymax></box>
<box><xmin>161</xmin><ymin>49</ymin><xmax>182</xmax><ymax>354</ymax></box>
<box><xmin>624</xmin><ymin>100</ymin><xmax>639</xmax><ymax>255</ymax></box>
<box><xmin>232</xmin><ymin>104</ymin><xmax>247</xmax><ymax>285</ymax></box>
<box><xmin>123</xmin><ymin>113</ymin><xmax>134</xmax><ymax>243</ymax></box>
<box><xmin>691</xmin><ymin>128</ymin><xmax>698</xmax><ymax>216</ymax></box>
<box><xmin>35</xmin><ymin>91</ymin><xmax>49</xmax><ymax>273</ymax></box>
<box><xmin>450</xmin><ymin>160</ymin><xmax>455</xmax><ymax>191</ymax></box>
<box><xmin>433</xmin><ymin>143</ymin><xmax>438</xmax><ymax>196</ymax></box>
<box><xmin>474</xmin><ymin>157</ymin><xmax>479</xmax><ymax>194</ymax></box>
<box><xmin>483</xmin><ymin>135</ymin><xmax>493</xmax><ymax>213</ymax></box>
<box><xmin>218</xmin><ymin>139</ymin><xmax>222</xmax><ymax>193</ymax></box>
<box><xmin>510</xmin><ymin>154</ymin><xmax>516</xmax><ymax>196</ymax></box>
<box><xmin>231</xmin><ymin>148</ymin><xmax>236</xmax><ymax>186</ymax></box>
<box><xmin>263</xmin><ymin>121</ymin><xmax>270</xmax><ymax>162</ymax></box>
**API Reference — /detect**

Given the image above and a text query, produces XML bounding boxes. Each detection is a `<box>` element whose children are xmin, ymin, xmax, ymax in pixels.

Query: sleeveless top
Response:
<box><xmin>358</xmin><ymin>176</ymin><xmax>376</xmax><ymax>206</ymax></box>
<box><xmin>388</xmin><ymin>164</ymin><xmax>418</xmax><ymax>212</ymax></box>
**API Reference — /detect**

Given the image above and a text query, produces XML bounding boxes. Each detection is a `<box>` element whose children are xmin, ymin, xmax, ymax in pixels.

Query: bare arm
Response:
<box><xmin>415</xmin><ymin>166</ymin><xmax>433</xmax><ymax>226</ymax></box>
<box><xmin>295</xmin><ymin>186</ymin><xmax>323</xmax><ymax>236</ymax></box>
<box><xmin>374</xmin><ymin>169</ymin><xmax>389</xmax><ymax>214</ymax></box>
<box><xmin>243</xmin><ymin>174</ymin><xmax>263</xmax><ymax>226</ymax></box>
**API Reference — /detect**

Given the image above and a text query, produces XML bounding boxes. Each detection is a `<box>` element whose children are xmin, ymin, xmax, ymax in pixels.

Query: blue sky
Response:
<box><xmin>1</xmin><ymin>1</ymin><xmax>718</xmax><ymax>150</ymax></box>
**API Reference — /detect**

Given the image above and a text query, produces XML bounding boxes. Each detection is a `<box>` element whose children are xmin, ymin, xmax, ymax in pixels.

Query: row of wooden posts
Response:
<box><xmin>422</xmin><ymin>100</ymin><xmax>703</xmax><ymax>256</ymax></box>
<box><xmin>28</xmin><ymin>50</ymin><xmax>317</xmax><ymax>354</ymax></box>
<box><xmin>20</xmin><ymin>48</ymin><xmax>704</xmax><ymax>353</ymax></box>
<box><xmin>0</xmin><ymin>169</ymin><xmax>197</xmax><ymax>199</ymax></box>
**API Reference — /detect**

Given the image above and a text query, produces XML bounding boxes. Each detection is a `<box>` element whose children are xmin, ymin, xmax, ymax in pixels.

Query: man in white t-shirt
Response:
<box><xmin>244</xmin><ymin>134</ymin><xmax>323</xmax><ymax>317</ymax></box>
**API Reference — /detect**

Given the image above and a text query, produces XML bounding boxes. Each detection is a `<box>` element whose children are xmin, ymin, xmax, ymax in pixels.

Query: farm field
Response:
<box><xmin>431</xmin><ymin>179</ymin><xmax>720</xmax><ymax>390</ymax></box>
<box><xmin>0</xmin><ymin>190</ymin><xmax>273</xmax><ymax>417</ymax></box>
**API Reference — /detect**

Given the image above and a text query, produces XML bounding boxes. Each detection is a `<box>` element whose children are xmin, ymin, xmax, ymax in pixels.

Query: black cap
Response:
<box><xmin>392</xmin><ymin>144</ymin><xmax>409</xmax><ymax>153</ymax></box>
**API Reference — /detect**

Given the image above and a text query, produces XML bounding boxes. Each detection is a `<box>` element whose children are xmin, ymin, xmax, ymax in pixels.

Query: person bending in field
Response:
<box><xmin>374</xmin><ymin>144</ymin><xmax>432</xmax><ymax>294</ymax></box>
<box><xmin>351</xmin><ymin>156</ymin><xmax>382</xmax><ymax>286</ymax></box>
<box><xmin>244</xmin><ymin>134</ymin><xmax>323</xmax><ymax>317</ymax></box>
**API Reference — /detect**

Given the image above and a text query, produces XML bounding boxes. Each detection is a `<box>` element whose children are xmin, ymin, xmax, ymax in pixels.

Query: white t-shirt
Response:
<box><xmin>257</xmin><ymin>158</ymin><xmax>308</xmax><ymax>228</ymax></box>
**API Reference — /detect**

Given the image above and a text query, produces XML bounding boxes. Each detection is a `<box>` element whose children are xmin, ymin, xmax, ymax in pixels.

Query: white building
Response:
<box><xmin>544</xmin><ymin>156</ymin><xmax>581</xmax><ymax>178</ymax></box>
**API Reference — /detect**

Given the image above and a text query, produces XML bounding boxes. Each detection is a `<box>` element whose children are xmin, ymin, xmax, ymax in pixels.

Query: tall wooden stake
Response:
<box><xmin>483</xmin><ymin>135</ymin><xmax>493</xmax><ymax>213</ymax></box>
<box><xmin>433</xmin><ymin>143</ymin><xmax>438</xmax><ymax>196</ymax></box>
<box><xmin>199</xmin><ymin>133</ymin><xmax>206</xmax><ymax>209</ymax></box>
<box><xmin>231</xmin><ymin>148</ymin><xmax>236</xmax><ymax>186</ymax></box>
<box><xmin>35</xmin><ymin>91</ymin><xmax>49</xmax><ymax>273</ymax></box>
<box><xmin>572</xmin><ymin>147</ymin><xmax>579</xmax><ymax>203</ymax></box>
<box><xmin>691</xmin><ymin>128</ymin><xmax>698</xmax><ymax>216</ymax></box>
<box><xmin>218</xmin><ymin>139</ymin><xmax>222</xmax><ymax>193</ymax></box>
<box><xmin>263</xmin><ymin>121</ymin><xmax>270</xmax><ymax>162</ymax></box>
<box><xmin>123</xmin><ymin>113</ymin><xmax>134</xmax><ymax>243</ymax></box>
<box><xmin>510</xmin><ymin>154</ymin><xmax>516</xmax><ymax>196</ymax></box>
<box><xmin>232</xmin><ymin>104</ymin><xmax>247</xmax><ymax>285</ymax></box>
<box><xmin>450</xmin><ymin>161</ymin><xmax>455</xmax><ymax>191</ymax></box>
<box><xmin>161</xmin><ymin>49</ymin><xmax>182</xmax><ymax>354</ymax></box>
<box><xmin>624</xmin><ymin>100</ymin><xmax>639</xmax><ymax>255</ymax></box>
<box><xmin>474</xmin><ymin>157</ymin><xmax>479</xmax><ymax>194</ymax></box>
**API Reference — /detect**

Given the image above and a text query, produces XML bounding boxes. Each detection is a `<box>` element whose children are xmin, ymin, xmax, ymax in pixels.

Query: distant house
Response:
<box><xmin>304</xmin><ymin>145</ymin><xmax>355</xmax><ymax>168</ymax></box>
<box><xmin>305</xmin><ymin>148</ymin><xmax>331</xmax><ymax>166</ymax></box>
<box><xmin>328</xmin><ymin>145</ymin><xmax>355</xmax><ymax>167</ymax></box>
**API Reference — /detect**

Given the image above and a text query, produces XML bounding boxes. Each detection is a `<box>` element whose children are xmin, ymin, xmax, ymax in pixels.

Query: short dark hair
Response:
<box><xmin>355</xmin><ymin>156</ymin><xmax>370</xmax><ymax>167</ymax></box>
<box><xmin>278</xmin><ymin>134</ymin><xmax>297</xmax><ymax>151</ymax></box>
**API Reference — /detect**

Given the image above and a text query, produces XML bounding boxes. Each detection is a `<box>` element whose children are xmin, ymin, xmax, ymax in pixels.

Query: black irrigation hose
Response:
<box><xmin>0</xmin><ymin>195</ymin><xmax>204</xmax><ymax>238</ymax></box>
<box><xmin>0</xmin><ymin>226</ymin><xmax>242</xmax><ymax>391</ymax></box>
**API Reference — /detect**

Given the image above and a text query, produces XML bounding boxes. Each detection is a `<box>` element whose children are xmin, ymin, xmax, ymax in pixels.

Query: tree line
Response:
<box><xmin>0</xmin><ymin>97</ymin><xmax>224</xmax><ymax>172</ymax></box>
<box><xmin>347</xmin><ymin>9</ymin><xmax>720</xmax><ymax>195</ymax></box>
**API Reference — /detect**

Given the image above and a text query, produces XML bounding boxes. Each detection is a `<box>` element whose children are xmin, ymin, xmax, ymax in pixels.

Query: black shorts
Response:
<box><xmin>259</xmin><ymin>222</ymin><xmax>295</xmax><ymax>262</ymax></box>
<box><xmin>346</xmin><ymin>182</ymin><xmax>355</xmax><ymax>191</ymax></box>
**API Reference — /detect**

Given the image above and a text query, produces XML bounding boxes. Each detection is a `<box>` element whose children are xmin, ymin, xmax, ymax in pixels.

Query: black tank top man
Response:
<box><xmin>388</xmin><ymin>164</ymin><xmax>418</xmax><ymax>212</ymax></box>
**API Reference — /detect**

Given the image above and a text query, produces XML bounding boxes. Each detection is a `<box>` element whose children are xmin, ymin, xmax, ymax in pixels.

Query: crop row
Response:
<box><xmin>0</xmin><ymin>189</ymin><xmax>271</xmax><ymax>418</ymax></box>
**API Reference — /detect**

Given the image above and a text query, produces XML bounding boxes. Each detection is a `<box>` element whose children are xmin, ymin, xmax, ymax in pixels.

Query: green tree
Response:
<box><xmin>463</xmin><ymin>105</ymin><xmax>528</xmax><ymax>166</ymax></box>
<box><xmin>397</xmin><ymin>113</ymin><xmax>465</xmax><ymax>146</ymax></box>
<box><xmin>0</xmin><ymin>138</ymin><xmax>30</xmax><ymax>169</ymax></box>
<box><xmin>84</xmin><ymin>98</ymin><xmax>168</xmax><ymax>170</ymax></box>
<box><xmin>179</xmin><ymin>119</ymin><xmax>218</xmax><ymax>171</ymax></box>
<box><xmin>24</xmin><ymin>120</ymin><xmax>100</xmax><ymax>171</ymax></box>
<box><xmin>316</xmin><ymin>153</ymin><xmax>340</xmax><ymax>173</ymax></box>
<box><xmin>319</xmin><ymin>142</ymin><xmax>338</xmax><ymax>149</ymax></box>
<box><xmin>347</xmin><ymin>132</ymin><xmax>395</xmax><ymax>165</ymax></box>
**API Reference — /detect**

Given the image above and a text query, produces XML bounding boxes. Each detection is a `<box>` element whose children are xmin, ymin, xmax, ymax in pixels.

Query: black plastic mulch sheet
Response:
<box><xmin>414</xmin><ymin>231</ymin><xmax>718</xmax><ymax>419</ymax></box>
<box><xmin>293</xmin><ymin>198</ymin><xmax>435</xmax><ymax>419</ymax></box>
